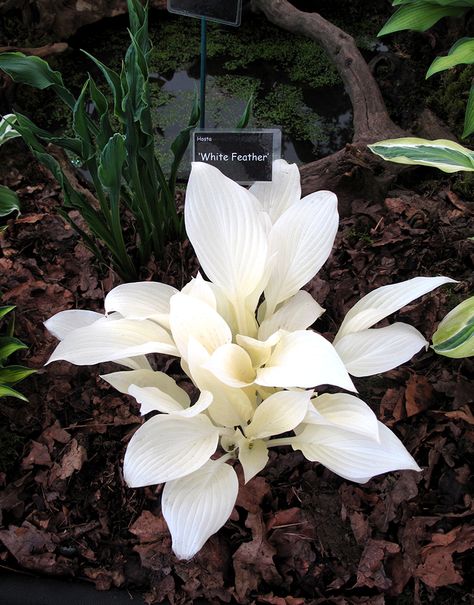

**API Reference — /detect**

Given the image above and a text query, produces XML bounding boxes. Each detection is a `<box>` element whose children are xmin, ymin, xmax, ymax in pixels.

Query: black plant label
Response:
<box><xmin>168</xmin><ymin>0</ymin><xmax>242</xmax><ymax>26</ymax></box>
<box><xmin>192</xmin><ymin>129</ymin><xmax>281</xmax><ymax>183</ymax></box>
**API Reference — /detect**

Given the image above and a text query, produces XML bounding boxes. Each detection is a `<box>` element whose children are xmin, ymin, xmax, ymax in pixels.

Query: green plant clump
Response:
<box><xmin>0</xmin><ymin>306</ymin><xmax>36</xmax><ymax>401</ymax></box>
<box><xmin>427</xmin><ymin>64</ymin><xmax>474</xmax><ymax>140</ymax></box>
<box><xmin>0</xmin><ymin>0</ymin><xmax>200</xmax><ymax>281</ymax></box>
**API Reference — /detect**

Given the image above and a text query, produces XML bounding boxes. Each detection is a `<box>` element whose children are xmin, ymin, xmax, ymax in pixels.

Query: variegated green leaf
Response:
<box><xmin>0</xmin><ymin>185</ymin><xmax>20</xmax><ymax>218</ymax></box>
<box><xmin>432</xmin><ymin>296</ymin><xmax>474</xmax><ymax>358</ymax></box>
<box><xmin>0</xmin><ymin>114</ymin><xmax>20</xmax><ymax>145</ymax></box>
<box><xmin>368</xmin><ymin>137</ymin><xmax>474</xmax><ymax>172</ymax></box>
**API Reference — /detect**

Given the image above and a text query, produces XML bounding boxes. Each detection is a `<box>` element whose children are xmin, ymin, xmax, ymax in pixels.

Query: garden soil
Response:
<box><xmin>0</xmin><ymin>144</ymin><xmax>472</xmax><ymax>604</ymax></box>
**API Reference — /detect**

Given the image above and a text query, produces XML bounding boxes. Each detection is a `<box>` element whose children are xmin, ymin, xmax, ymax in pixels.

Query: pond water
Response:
<box><xmin>16</xmin><ymin>10</ymin><xmax>359</xmax><ymax>175</ymax></box>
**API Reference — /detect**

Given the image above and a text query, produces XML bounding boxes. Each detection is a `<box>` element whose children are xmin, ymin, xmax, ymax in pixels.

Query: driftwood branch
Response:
<box><xmin>250</xmin><ymin>0</ymin><xmax>409</xmax><ymax>209</ymax></box>
<box><xmin>0</xmin><ymin>43</ymin><xmax>69</xmax><ymax>58</ymax></box>
<box><xmin>251</xmin><ymin>0</ymin><xmax>404</xmax><ymax>144</ymax></box>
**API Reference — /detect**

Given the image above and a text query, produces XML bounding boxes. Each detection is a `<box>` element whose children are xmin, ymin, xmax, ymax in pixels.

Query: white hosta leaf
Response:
<box><xmin>162</xmin><ymin>459</ymin><xmax>239</xmax><ymax>560</ymax></box>
<box><xmin>44</xmin><ymin>309</ymin><xmax>103</xmax><ymax>340</ymax></box>
<box><xmin>185</xmin><ymin>162</ymin><xmax>268</xmax><ymax>302</ymax></box>
<box><xmin>45</xmin><ymin>310</ymin><xmax>153</xmax><ymax>371</ymax></box>
<box><xmin>258</xmin><ymin>291</ymin><xmax>325</xmax><ymax>341</ymax></box>
<box><xmin>47</xmin><ymin>317</ymin><xmax>178</xmax><ymax>365</ymax></box>
<box><xmin>236</xmin><ymin>331</ymin><xmax>281</xmax><ymax>368</ymax></box>
<box><xmin>291</xmin><ymin>422</ymin><xmax>420</xmax><ymax>483</ymax></box>
<box><xmin>208</xmin><ymin>283</ymin><xmax>237</xmax><ymax>331</ymax></box>
<box><xmin>117</xmin><ymin>356</ymin><xmax>153</xmax><ymax>371</ymax></box>
<box><xmin>124</xmin><ymin>414</ymin><xmax>219</xmax><ymax>487</ymax></box>
<box><xmin>246</xmin><ymin>390</ymin><xmax>312</xmax><ymax>439</ymax></box>
<box><xmin>264</xmin><ymin>191</ymin><xmax>338</xmax><ymax>315</ymax></box>
<box><xmin>169</xmin><ymin>293</ymin><xmax>231</xmax><ymax>360</ymax></box>
<box><xmin>335</xmin><ymin>323</ymin><xmax>428</xmax><ymax>377</ymax></box>
<box><xmin>249</xmin><ymin>159</ymin><xmax>301</xmax><ymax>223</ymax></box>
<box><xmin>187</xmin><ymin>338</ymin><xmax>254</xmax><ymax>427</ymax></box>
<box><xmin>256</xmin><ymin>330</ymin><xmax>356</xmax><ymax>391</ymax></box>
<box><xmin>104</xmin><ymin>282</ymin><xmax>178</xmax><ymax>324</ymax></box>
<box><xmin>238</xmin><ymin>437</ymin><xmax>269</xmax><ymax>483</ymax></box>
<box><xmin>129</xmin><ymin>385</ymin><xmax>213</xmax><ymax>417</ymax></box>
<box><xmin>306</xmin><ymin>393</ymin><xmax>379</xmax><ymax>440</ymax></box>
<box><xmin>181</xmin><ymin>274</ymin><xmax>217</xmax><ymax>309</ymax></box>
<box><xmin>335</xmin><ymin>276</ymin><xmax>456</xmax><ymax>342</ymax></box>
<box><xmin>205</xmin><ymin>343</ymin><xmax>256</xmax><ymax>388</ymax></box>
<box><xmin>101</xmin><ymin>369</ymin><xmax>190</xmax><ymax>407</ymax></box>
<box><xmin>129</xmin><ymin>385</ymin><xmax>184</xmax><ymax>414</ymax></box>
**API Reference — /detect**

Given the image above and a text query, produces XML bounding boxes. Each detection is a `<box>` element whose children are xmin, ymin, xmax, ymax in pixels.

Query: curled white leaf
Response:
<box><xmin>162</xmin><ymin>459</ymin><xmax>239</xmax><ymax>559</ymax></box>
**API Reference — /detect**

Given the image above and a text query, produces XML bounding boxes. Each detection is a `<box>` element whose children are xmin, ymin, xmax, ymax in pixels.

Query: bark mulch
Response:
<box><xmin>0</xmin><ymin>145</ymin><xmax>472</xmax><ymax>604</ymax></box>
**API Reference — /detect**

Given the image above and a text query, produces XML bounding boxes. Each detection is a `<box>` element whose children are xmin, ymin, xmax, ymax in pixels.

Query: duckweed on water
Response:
<box><xmin>12</xmin><ymin>12</ymin><xmax>347</xmax><ymax>169</ymax></box>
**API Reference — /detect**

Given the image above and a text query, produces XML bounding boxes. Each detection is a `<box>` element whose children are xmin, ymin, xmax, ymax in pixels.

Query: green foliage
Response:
<box><xmin>0</xmin><ymin>186</ymin><xmax>20</xmax><ymax>223</ymax></box>
<box><xmin>369</xmin><ymin>137</ymin><xmax>474</xmax><ymax>172</ymax></box>
<box><xmin>0</xmin><ymin>306</ymin><xmax>36</xmax><ymax>402</ymax></box>
<box><xmin>432</xmin><ymin>296</ymin><xmax>474</xmax><ymax>358</ymax></box>
<box><xmin>0</xmin><ymin>114</ymin><xmax>21</xmax><ymax>227</ymax></box>
<box><xmin>378</xmin><ymin>0</ymin><xmax>467</xmax><ymax>35</ymax></box>
<box><xmin>425</xmin><ymin>38</ymin><xmax>474</xmax><ymax>137</ymax></box>
<box><xmin>0</xmin><ymin>0</ymin><xmax>199</xmax><ymax>281</ymax></box>
<box><xmin>380</xmin><ymin>0</ymin><xmax>474</xmax><ymax>138</ymax></box>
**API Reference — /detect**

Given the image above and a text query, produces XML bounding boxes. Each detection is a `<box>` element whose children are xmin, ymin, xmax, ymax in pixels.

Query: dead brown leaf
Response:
<box><xmin>21</xmin><ymin>441</ymin><xmax>52</xmax><ymax>468</ymax></box>
<box><xmin>49</xmin><ymin>438</ymin><xmax>87</xmax><ymax>482</ymax></box>
<box><xmin>356</xmin><ymin>539</ymin><xmax>400</xmax><ymax>590</ymax></box>
<box><xmin>415</xmin><ymin>524</ymin><xmax>474</xmax><ymax>588</ymax></box>
<box><xmin>233</xmin><ymin>511</ymin><xmax>281</xmax><ymax>602</ymax></box>
<box><xmin>405</xmin><ymin>374</ymin><xmax>434</xmax><ymax>417</ymax></box>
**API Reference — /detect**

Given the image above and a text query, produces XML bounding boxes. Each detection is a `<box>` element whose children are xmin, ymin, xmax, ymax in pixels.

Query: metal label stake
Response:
<box><xmin>200</xmin><ymin>17</ymin><xmax>207</xmax><ymax>129</ymax></box>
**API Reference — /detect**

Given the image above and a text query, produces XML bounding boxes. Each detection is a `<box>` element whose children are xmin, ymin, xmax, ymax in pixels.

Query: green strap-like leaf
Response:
<box><xmin>0</xmin><ymin>185</ymin><xmax>20</xmax><ymax>218</ymax></box>
<box><xmin>236</xmin><ymin>94</ymin><xmax>254</xmax><ymax>129</ymax></box>
<box><xmin>82</xmin><ymin>51</ymin><xmax>125</xmax><ymax>121</ymax></box>
<box><xmin>0</xmin><ymin>52</ymin><xmax>76</xmax><ymax>108</ymax></box>
<box><xmin>0</xmin><ymin>337</ymin><xmax>27</xmax><ymax>363</ymax></box>
<box><xmin>14</xmin><ymin>112</ymin><xmax>83</xmax><ymax>157</ymax></box>
<box><xmin>89</xmin><ymin>77</ymin><xmax>114</xmax><ymax>148</ymax></box>
<box><xmin>0</xmin><ymin>384</ymin><xmax>29</xmax><ymax>401</ymax></box>
<box><xmin>369</xmin><ymin>137</ymin><xmax>474</xmax><ymax>172</ymax></box>
<box><xmin>73</xmin><ymin>79</ymin><xmax>95</xmax><ymax>160</ymax></box>
<box><xmin>0</xmin><ymin>365</ymin><xmax>36</xmax><ymax>385</ymax></box>
<box><xmin>463</xmin><ymin>84</ymin><xmax>474</xmax><ymax>138</ymax></box>
<box><xmin>169</xmin><ymin>92</ymin><xmax>200</xmax><ymax>192</ymax></box>
<box><xmin>378</xmin><ymin>2</ymin><xmax>466</xmax><ymax>35</ymax></box>
<box><xmin>427</xmin><ymin>37</ymin><xmax>474</xmax><ymax>77</ymax></box>
<box><xmin>98</xmin><ymin>133</ymin><xmax>126</xmax><ymax>192</ymax></box>
<box><xmin>0</xmin><ymin>306</ymin><xmax>15</xmax><ymax>321</ymax></box>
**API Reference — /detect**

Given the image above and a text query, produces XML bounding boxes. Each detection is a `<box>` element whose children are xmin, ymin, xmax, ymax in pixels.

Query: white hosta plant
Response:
<box><xmin>45</xmin><ymin>160</ymin><xmax>454</xmax><ymax>559</ymax></box>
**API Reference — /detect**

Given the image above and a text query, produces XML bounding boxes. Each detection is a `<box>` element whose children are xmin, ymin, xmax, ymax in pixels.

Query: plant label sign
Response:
<box><xmin>192</xmin><ymin>129</ymin><xmax>281</xmax><ymax>183</ymax></box>
<box><xmin>167</xmin><ymin>0</ymin><xmax>242</xmax><ymax>27</ymax></box>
